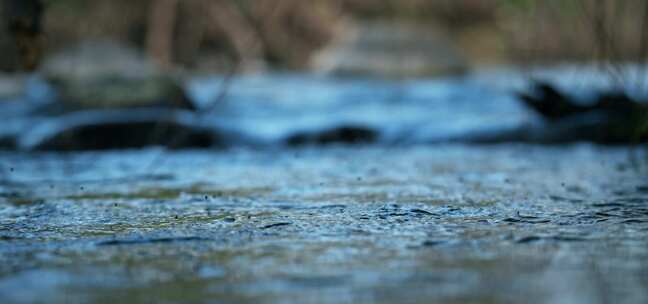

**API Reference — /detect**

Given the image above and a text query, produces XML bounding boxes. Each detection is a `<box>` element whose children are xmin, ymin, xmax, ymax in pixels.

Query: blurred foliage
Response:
<box><xmin>2</xmin><ymin>0</ymin><xmax>648</xmax><ymax>71</ymax></box>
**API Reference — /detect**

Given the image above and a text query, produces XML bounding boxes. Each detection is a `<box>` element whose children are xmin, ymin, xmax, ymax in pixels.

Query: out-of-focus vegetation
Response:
<box><xmin>1</xmin><ymin>0</ymin><xmax>647</xmax><ymax>73</ymax></box>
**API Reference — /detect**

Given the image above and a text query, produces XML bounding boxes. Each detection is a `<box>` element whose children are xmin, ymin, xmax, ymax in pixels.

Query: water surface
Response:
<box><xmin>0</xmin><ymin>144</ymin><xmax>646</xmax><ymax>303</ymax></box>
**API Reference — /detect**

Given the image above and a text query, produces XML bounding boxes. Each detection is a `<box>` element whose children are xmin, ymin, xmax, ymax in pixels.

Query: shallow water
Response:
<box><xmin>185</xmin><ymin>72</ymin><xmax>533</xmax><ymax>145</ymax></box>
<box><xmin>6</xmin><ymin>65</ymin><xmax>648</xmax><ymax>150</ymax></box>
<box><xmin>0</xmin><ymin>144</ymin><xmax>647</xmax><ymax>303</ymax></box>
<box><xmin>1</xmin><ymin>65</ymin><xmax>648</xmax><ymax>302</ymax></box>
<box><xmin>184</xmin><ymin>65</ymin><xmax>648</xmax><ymax>146</ymax></box>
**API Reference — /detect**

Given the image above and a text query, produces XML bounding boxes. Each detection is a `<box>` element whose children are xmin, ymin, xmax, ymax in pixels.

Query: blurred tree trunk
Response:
<box><xmin>146</xmin><ymin>0</ymin><xmax>178</xmax><ymax>70</ymax></box>
<box><xmin>202</xmin><ymin>0</ymin><xmax>265</xmax><ymax>70</ymax></box>
<box><xmin>146</xmin><ymin>0</ymin><xmax>265</xmax><ymax>71</ymax></box>
<box><xmin>249</xmin><ymin>0</ymin><xmax>342</xmax><ymax>68</ymax></box>
<box><xmin>3</xmin><ymin>0</ymin><xmax>43</xmax><ymax>71</ymax></box>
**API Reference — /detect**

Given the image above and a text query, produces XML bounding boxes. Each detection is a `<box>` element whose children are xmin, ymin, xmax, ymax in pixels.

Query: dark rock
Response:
<box><xmin>18</xmin><ymin>109</ymin><xmax>221</xmax><ymax>150</ymax></box>
<box><xmin>515</xmin><ymin>81</ymin><xmax>648</xmax><ymax>144</ymax></box>
<box><xmin>0</xmin><ymin>41</ymin><xmax>223</xmax><ymax>151</ymax></box>
<box><xmin>518</xmin><ymin>81</ymin><xmax>639</xmax><ymax>120</ymax></box>
<box><xmin>518</xmin><ymin>82</ymin><xmax>593</xmax><ymax>120</ymax></box>
<box><xmin>286</xmin><ymin>125</ymin><xmax>378</xmax><ymax>146</ymax></box>
<box><xmin>0</xmin><ymin>134</ymin><xmax>16</xmax><ymax>150</ymax></box>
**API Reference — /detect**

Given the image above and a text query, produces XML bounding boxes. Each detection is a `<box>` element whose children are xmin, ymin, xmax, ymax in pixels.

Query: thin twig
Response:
<box><xmin>144</xmin><ymin>59</ymin><xmax>240</xmax><ymax>173</ymax></box>
<box><xmin>578</xmin><ymin>0</ymin><xmax>625</xmax><ymax>88</ymax></box>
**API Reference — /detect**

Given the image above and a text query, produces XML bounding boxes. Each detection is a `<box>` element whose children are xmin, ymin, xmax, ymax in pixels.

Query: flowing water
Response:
<box><xmin>0</xmin><ymin>67</ymin><xmax>647</xmax><ymax>303</ymax></box>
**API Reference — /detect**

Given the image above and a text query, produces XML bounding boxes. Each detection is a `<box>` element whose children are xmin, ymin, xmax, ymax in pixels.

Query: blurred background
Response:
<box><xmin>2</xmin><ymin>0</ymin><xmax>647</xmax><ymax>75</ymax></box>
<box><xmin>0</xmin><ymin>0</ymin><xmax>647</xmax><ymax>150</ymax></box>
<box><xmin>4</xmin><ymin>3</ymin><xmax>648</xmax><ymax>304</ymax></box>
